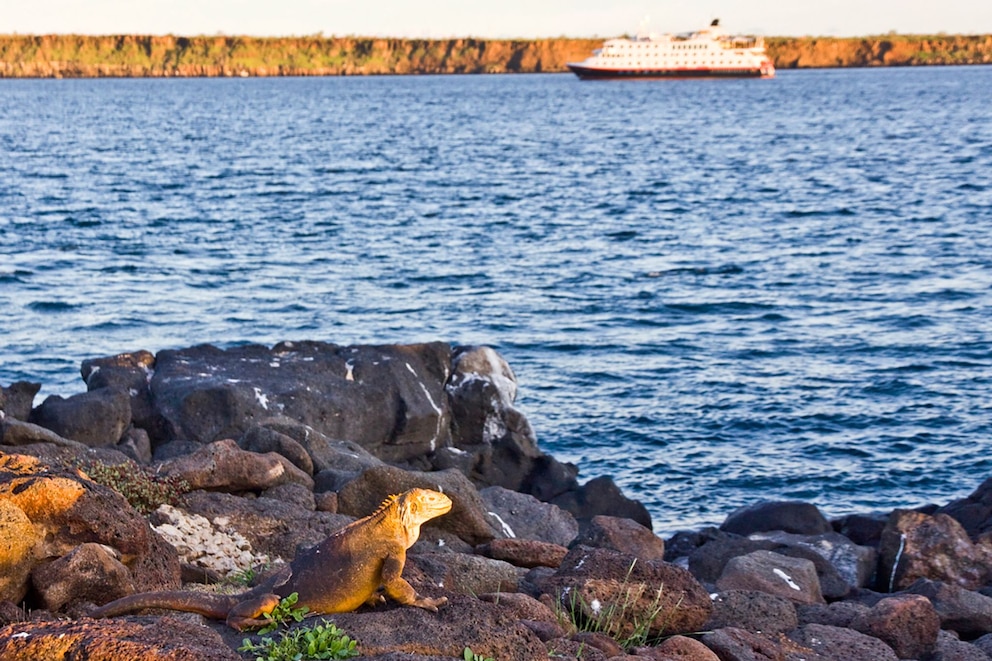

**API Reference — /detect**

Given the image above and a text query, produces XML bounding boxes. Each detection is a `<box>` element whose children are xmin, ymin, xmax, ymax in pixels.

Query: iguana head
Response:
<box><xmin>397</xmin><ymin>488</ymin><xmax>452</xmax><ymax>546</ymax></box>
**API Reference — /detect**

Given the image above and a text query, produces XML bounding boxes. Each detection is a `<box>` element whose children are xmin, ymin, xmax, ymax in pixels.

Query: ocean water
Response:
<box><xmin>1</xmin><ymin>68</ymin><xmax>991</xmax><ymax>534</ymax></box>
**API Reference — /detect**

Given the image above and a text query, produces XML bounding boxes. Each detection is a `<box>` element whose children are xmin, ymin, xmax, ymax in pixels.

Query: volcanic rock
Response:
<box><xmin>878</xmin><ymin>509</ymin><xmax>992</xmax><ymax>591</ymax></box>
<box><xmin>476</xmin><ymin>538</ymin><xmax>569</xmax><ymax>568</ymax></box>
<box><xmin>720</xmin><ymin>500</ymin><xmax>832</xmax><ymax>536</ymax></box>
<box><xmin>787</xmin><ymin>623</ymin><xmax>898</xmax><ymax>660</ymax></box>
<box><xmin>156</xmin><ymin>438</ymin><xmax>314</xmax><ymax>492</ymax></box>
<box><xmin>29</xmin><ymin>386</ymin><xmax>131</xmax><ymax>447</ymax></box>
<box><xmin>850</xmin><ymin>594</ymin><xmax>940</xmax><ymax>660</ymax></box>
<box><xmin>479</xmin><ymin>485</ymin><xmax>578</xmax><ymax>546</ymax></box>
<box><xmin>337</xmin><ymin>465</ymin><xmax>498</xmax><ymax>546</ymax></box>
<box><xmin>905</xmin><ymin>578</ymin><xmax>992</xmax><ymax>636</ymax></box>
<box><xmin>544</xmin><ymin>546</ymin><xmax>712</xmax><ymax>638</ymax></box>
<box><xmin>705</xmin><ymin>590</ymin><xmax>799</xmax><ymax>634</ymax></box>
<box><xmin>0</xmin><ymin>617</ymin><xmax>240</xmax><ymax>660</ymax></box>
<box><xmin>715</xmin><ymin>550</ymin><xmax>825</xmax><ymax>605</ymax></box>
<box><xmin>572</xmin><ymin>515</ymin><xmax>665</xmax><ymax>561</ymax></box>
<box><xmin>147</xmin><ymin>342</ymin><xmax>453</xmax><ymax>463</ymax></box>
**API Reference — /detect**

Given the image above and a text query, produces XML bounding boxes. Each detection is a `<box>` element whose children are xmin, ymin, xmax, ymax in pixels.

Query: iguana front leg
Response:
<box><xmin>381</xmin><ymin>554</ymin><xmax>447</xmax><ymax>612</ymax></box>
<box><xmin>225</xmin><ymin>593</ymin><xmax>283</xmax><ymax>631</ymax></box>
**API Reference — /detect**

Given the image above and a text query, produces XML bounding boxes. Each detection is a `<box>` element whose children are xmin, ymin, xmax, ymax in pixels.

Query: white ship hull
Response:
<box><xmin>568</xmin><ymin>19</ymin><xmax>775</xmax><ymax>81</ymax></box>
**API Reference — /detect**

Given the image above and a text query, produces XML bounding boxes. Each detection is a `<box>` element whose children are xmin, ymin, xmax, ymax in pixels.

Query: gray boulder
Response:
<box><xmin>29</xmin><ymin>387</ymin><xmax>131</xmax><ymax>447</ymax></box>
<box><xmin>148</xmin><ymin>341</ymin><xmax>453</xmax><ymax>463</ymax></box>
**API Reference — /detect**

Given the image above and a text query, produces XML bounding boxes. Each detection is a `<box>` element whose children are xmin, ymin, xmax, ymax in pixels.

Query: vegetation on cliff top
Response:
<box><xmin>0</xmin><ymin>32</ymin><xmax>990</xmax><ymax>77</ymax></box>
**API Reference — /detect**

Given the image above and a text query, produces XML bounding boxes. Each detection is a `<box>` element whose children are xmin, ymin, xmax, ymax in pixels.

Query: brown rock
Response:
<box><xmin>477</xmin><ymin>592</ymin><xmax>560</xmax><ymax>625</ymax></box>
<box><xmin>929</xmin><ymin>630</ymin><xmax>992</xmax><ymax>661</ymax></box>
<box><xmin>572</xmin><ymin>515</ymin><xmax>666</xmax><ymax>561</ymax></box>
<box><xmin>157</xmin><ymin>438</ymin><xmax>314</xmax><ymax>492</ymax></box>
<box><xmin>879</xmin><ymin>509</ymin><xmax>992</xmax><ymax>591</ymax></box>
<box><xmin>238</xmin><ymin>424</ymin><xmax>314</xmax><ymax>476</ymax></box>
<box><xmin>546</xmin><ymin>547</ymin><xmax>712</xmax><ymax>639</ymax></box>
<box><xmin>326</xmin><ymin>594</ymin><xmax>548</xmax><ymax>661</ymax></box>
<box><xmin>476</xmin><ymin>538</ymin><xmax>569</xmax><ymax>568</ymax></box>
<box><xmin>0</xmin><ymin>452</ymin><xmax>180</xmax><ymax>605</ymax></box>
<box><xmin>637</xmin><ymin>635</ymin><xmax>720</xmax><ymax>660</ymax></box>
<box><xmin>0</xmin><ymin>617</ymin><xmax>239</xmax><ymax>660</ymax></box>
<box><xmin>796</xmin><ymin>601</ymin><xmax>870</xmax><ymax>628</ymax></box>
<box><xmin>705</xmin><ymin>590</ymin><xmax>798</xmax><ymax>634</ymax></box>
<box><xmin>31</xmin><ymin>543</ymin><xmax>135</xmax><ymax>612</ymax></box>
<box><xmin>572</xmin><ymin>631</ymin><xmax>624</xmax><ymax>657</ymax></box>
<box><xmin>716</xmin><ymin>550</ymin><xmax>825</xmax><ymax>605</ymax></box>
<box><xmin>906</xmin><ymin>578</ymin><xmax>992</xmax><ymax>636</ymax></box>
<box><xmin>0</xmin><ymin>496</ymin><xmax>40</xmax><ymax>602</ymax></box>
<box><xmin>700</xmin><ymin>627</ymin><xmax>825</xmax><ymax>661</ymax></box>
<box><xmin>788</xmin><ymin>623</ymin><xmax>898</xmax><ymax>660</ymax></box>
<box><xmin>337</xmin><ymin>465</ymin><xmax>497</xmax><ymax>545</ymax></box>
<box><xmin>409</xmin><ymin>552</ymin><xmax>523</xmax><ymax>596</ymax></box>
<box><xmin>851</xmin><ymin>594</ymin><xmax>940</xmax><ymax>660</ymax></box>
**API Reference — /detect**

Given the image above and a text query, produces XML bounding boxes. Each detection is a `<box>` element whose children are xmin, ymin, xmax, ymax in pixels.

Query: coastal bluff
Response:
<box><xmin>1</xmin><ymin>33</ymin><xmax>990</xmax><ymax>77</ymax></box>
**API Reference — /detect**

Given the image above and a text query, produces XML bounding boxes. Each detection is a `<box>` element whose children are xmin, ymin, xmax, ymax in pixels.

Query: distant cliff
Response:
<box><xmin>767</xmin><ymin>34</ymin><xmax>992</xmax><ymax>68</ymax></box>
<box><xmin>1</xmin><ymin>33</ymin><xmax>990</xmax><ymax>78</ymax></box>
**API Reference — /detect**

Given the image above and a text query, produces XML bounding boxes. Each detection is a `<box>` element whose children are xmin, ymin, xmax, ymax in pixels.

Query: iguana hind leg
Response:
<box><xmin>225</xmin><ymin>593</ymin><xmax>282</xmax><ymax>631</ymax></box>
<box><xmin>381</xmin><ymin>555</ymin><xmax>447</xmax><ymax>612</ymax></box>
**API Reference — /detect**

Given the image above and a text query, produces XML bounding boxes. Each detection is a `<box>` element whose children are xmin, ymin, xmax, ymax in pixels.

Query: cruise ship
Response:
<box><xmin>567</xmin><ymin>19</ymin><xmax>775</xmax><ymax>80</ymax></box>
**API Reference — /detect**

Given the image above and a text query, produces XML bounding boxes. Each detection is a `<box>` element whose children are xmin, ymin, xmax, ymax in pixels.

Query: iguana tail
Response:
<box><xmin>89</xmin><ymin>590</ymin><xmax>241</xmax><ymax>620</ymax></box>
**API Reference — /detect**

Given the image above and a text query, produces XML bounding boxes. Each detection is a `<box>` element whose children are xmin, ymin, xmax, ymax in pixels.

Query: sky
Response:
<box><xmin>2</xmin><ymin>0</ymin><xmax>991</xmax><ymax>39</ymax></box>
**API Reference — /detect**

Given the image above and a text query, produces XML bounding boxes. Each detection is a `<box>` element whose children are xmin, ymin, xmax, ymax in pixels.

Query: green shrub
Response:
<box><xmin>78</xmin><ymin>459</ymin><xmax>190</xmax><ymax>514</ymax></box>
<box><xmin>239</xmin><ymin>622</ymin><xmax>359</xmax><ymax>661</ymax></box>
<box><xmin>256</xmin><ymin>592</ymin><xmax>309</xmax><ymax>635</ymax></box>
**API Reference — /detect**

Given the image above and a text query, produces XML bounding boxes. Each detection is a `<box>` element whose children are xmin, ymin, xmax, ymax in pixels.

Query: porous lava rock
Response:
<box><xmin>850</xmin><ymin>594</ymin><xmax>940</xmax><ymax>660</ymax></box>
<box><xmin>700</xmin><ymin>627</ymin><xmax>824</xmax><ymax>661</ymax></box>
<box><xmin>310</xmin><ymin>595</ymin><xmax>549</xmax><ymax>661</ymax></box>
<box><xmin>571</xmin><ymin>515</ymin><xmax>666</xmax><ymax>561</ymax></box>
<box><xmin>715</xmin><ymin>550</ymin><xmax>825</xmax><ymax>605</ymax></box>
<box><xmin>156</xmin><ymin>438</ymin><xmax>315</xmax><ymax>492</ymax></box>
<box><xmin>878</xmin><ymin>509</ymin><xmax>992</xmax><ymax>591</ymax></box>
<box><xmin>905</xmin><ymin>578</ymin><xmax>992</xmax><ymax>637</ymax></box>
<box><xmin>787</xmin><ymin>623</ymin><xmax>898</xmax><ymax>660</ymax></box>
<box><xmin>31</xmin><ymin>542</ymin><xmax>135</xmax><ymax>612</ymax></box>
<box><xmin>640</xmin><ymin>635</ymin><xmax>721</xmax><ymax>660</ymax></box>
<box><xmin>0</xmin><ymin>616</ymin><xmax>240</xmax><ymax>660</ymax></box>
<box><xmin>705</xmin><ymin>590</ymin><xmax>799</xmax><ymax>634</ymax></box>
<box><xmin>409</xmin><ymin>552</ymin><xmax>524</xmax><ymax>596</ymax></box>
<box><xmin>476</xmin><ymin>538</ymin><xmax>569</xmax><ymax>568</ymax></box>
<box><xmin>479</xmin><ymin>485</ymin><xmax>578</xmax><ymax>546</ymax></box>
<box><xmin>442</xmin><ymin>345</ymin><xmax>544</xmax><ymax>492</ymax></box>
<box><xmin>542</xmin><ymin>547</ymin><xmax>712</xmax><ymax>638</ymax></box>
<box><xmin>0</xmin><ymin>452</ymin><xmax>180</xmax><ymax>604</ymax></box>
<box><xmin>749</xmin><ymin>530</ymin><xmax>877</xmax><ymax>590</ymax></box>
<box><xmin>687</xmin><ymin>532</ymin><xmax>777</xmax><ymax>583</ymax></box>
<box><xmin>0</xmin><ymin>381</ymin><xmax>40</xmax><ymax>421</ymax></box>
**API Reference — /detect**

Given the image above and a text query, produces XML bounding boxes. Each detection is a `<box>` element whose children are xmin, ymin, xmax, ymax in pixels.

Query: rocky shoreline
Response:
<box><xmin>3</xmin><ymin>341</ymin><xmax>992</xmax><ymax>660</ymax></box>
<box><xmin>0</xmin><ymin>34</ymin><xmax>990</xmax><ymax>78</ymax></box>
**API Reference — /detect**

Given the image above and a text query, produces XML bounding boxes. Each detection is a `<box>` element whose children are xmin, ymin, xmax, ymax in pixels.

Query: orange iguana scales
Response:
<box><xmin>90</xmin><ymin>487</ymin><xmax>452</xmax><ymax>630</ymax></box>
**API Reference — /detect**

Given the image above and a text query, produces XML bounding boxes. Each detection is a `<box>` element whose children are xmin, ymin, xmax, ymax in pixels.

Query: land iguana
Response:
<box><xmin>90</xmin><ymin>487</ymin><xmax>452</xmax><ymax>630</ymax></box>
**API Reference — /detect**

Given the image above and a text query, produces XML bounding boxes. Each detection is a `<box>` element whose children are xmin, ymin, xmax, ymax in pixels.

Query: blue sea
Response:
<box><xmin>2</xmin><ymin>68</ymin><xmax>991</xmax><ymax>534</ymax></box>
